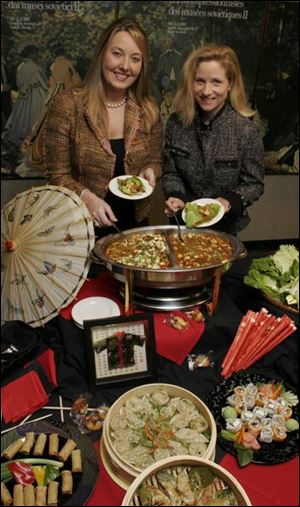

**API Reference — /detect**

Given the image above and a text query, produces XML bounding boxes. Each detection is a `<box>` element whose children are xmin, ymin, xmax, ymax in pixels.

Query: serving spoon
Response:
<box><xmin>173</xmin><ymin>213</ymin><xmax>186</xmax><ymax>243</ymax></box>
<box><xmin>111</xmin><ymin>222</ymin><xmax>128</xmax><ymax>244</ymax></box>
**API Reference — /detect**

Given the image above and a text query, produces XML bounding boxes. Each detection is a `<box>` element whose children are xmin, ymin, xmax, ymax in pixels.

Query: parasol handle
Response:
<box><xmin>5</xmin><ymin>240</ymin><xmax>17</xmax><ymax>252</ymax></box>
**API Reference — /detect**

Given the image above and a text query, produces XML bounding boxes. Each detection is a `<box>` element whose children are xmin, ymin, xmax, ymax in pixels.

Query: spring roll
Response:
<box><xmin>35</xmin><ymin>486</ymin><xmax>47</xmax><ymax>506</ymax></box>
<box><xmin>47</xmin><ymin>481</ymin><xmax>59</xmax><ymax>506</ymax></box>
<box><xmin>58</xmin><ymin>439</ymin><xmax>77</xmax><ymax>462</ymax></box>
<box><xmin>33</xmin><ymin>433</ymin><xmax>47</xmax><ymax>456</ymax></box>
<box><xmin>61</xmin><ymin>470</ymin><xmax>73</xmax><ymax>496</ymax></box>
<box><xmin>20</xmin><ymin>432</ymin><xmax>35</xmax><ymax>455</ymax></box>
<box><xmin>49</xmin><ymin>433</ymin><xmax>59</xmax><ymax>457</ymax></box>
<box><xmin>23</xmin><ymin>485</ymin><xmax>35</xmax><ymax>506</ymax></box>
<box><xmin>13</xmin><ymin>484</ymin><xmax>24</xmax><ymax>506</ymax></box>
<box><xmin>1</xmin><ymin>482</ymin><xmax>13</xmax><ymax>506</ymax></box>
<box><xmin>1</xmin><ymin>439</ymin><xmax>24</xmax><ymax>460</ymax></box>
<box><xmin>71</xmin><ymin>449</ymin><xmax>82</xmax><ymax>473</ymax></box>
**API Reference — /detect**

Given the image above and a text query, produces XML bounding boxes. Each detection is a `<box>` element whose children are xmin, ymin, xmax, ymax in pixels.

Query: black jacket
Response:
<box><xmin>163</xmin><ymin>103</ymin><xmax>265</xmax><ymax>234</ymax></box>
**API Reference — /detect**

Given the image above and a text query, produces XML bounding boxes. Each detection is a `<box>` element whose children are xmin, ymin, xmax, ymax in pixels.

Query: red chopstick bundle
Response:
<box><xmin>221</xmin><ymin>308</ymin><xmax>296</xmax><ymax>378</ymax></box>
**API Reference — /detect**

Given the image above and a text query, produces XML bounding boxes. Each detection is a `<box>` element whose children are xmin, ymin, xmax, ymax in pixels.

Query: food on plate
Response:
<box><xmin>71</xmin><ymin>450</ymin><xmax>82</xmax><ymax>473</ymax></box>
<box><xmin>33</xmin><ymin>434</ymin><xmax>47</xmax><ymax>457</ymax></box>
<box><xmin>117</xmin><ymin>175</ymin><xmax>146</xmax><ymax>195</ymax></box>
<box><xmin>109</xmin><ymin>391</ymin><xmax>211</xmax><ymax>471</ymax></box>
<box><xmin>220</xmin><ymin>381</ymin><xmax>299</xmax><ymax>466</ymax></box>
<box><xmin>136</xmin><ymin>465</ymin><xmax>239</xmax><ymax>506</ymax></box>
<box><xmin>1</xmin><ymin>440</ymin><xmax>24</xmax><ymax>461</ymax></box>
<box><xmin>105</xmin><ymin>233</ymin><xmax>170</xmax><ymax>269</ymax></box>
<box><xmin>1</xmin><ymin>431</ymin><xmax>83</xmax><ymax>505</ymax></box>
<box><xmin>244</xmin><ymin>244</ymin><xmax>299</xmax><ymax>309</ymax></box>
<box><xmin>20</xmin><ymin>432</ymin><xmax>35</xmax><ymax>455</ymax></box>
<box><xmin>47</xmin><ymin>480</ymin><xmax>59</xmax><ymax>506</ymax></box>
<box><xmin>48</xmin><ymin>434</ymin><xmax>59</xmax><ymax>457</ymax></box>
<box><xmin>57</xmin><ymin>439</ymin><xmax>77</xmax><ymax>462</ymax></box>
<box><xmin>61</xmin><ymin>470</ymin><xmax>73</xmax><ymax>495</ymax></box>
<box><xmin>185</xmin><ymin>201</ymin><xmax>221</xmax><ymax>227</ymax></box>
<box><xmin>1</xmin><ymin>481</ymin><xmax>12</xmax><ymax>506</ymax></box>
<box><xmin>170</xmin><ymin>232</ymin><xmax>233</xmax><ymax>269</ymax></box>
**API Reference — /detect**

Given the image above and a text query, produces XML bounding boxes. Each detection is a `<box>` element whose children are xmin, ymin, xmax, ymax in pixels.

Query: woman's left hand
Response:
<box><xmin>139</xmin><ymin>167</ymin><xmax>156</xmax><ymax>187</ymax></box>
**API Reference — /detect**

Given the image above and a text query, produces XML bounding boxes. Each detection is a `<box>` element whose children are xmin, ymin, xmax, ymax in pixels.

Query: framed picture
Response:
<box><xmin>83</xmin><ymin>313</ymin><xmax>156</xmax><ymax>388</ymax></box>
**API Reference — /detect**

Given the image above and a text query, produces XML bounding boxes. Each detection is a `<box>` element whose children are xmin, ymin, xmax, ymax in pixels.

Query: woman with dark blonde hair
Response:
<box><xmin>163</xmin><ymin>43</ymin><xmax>264</xmax><ymax>235</ymax></box>
<box><xmin>44</xmin><ymin>17</ymin><xmax>163</xmax><ymax>236</ymax></box>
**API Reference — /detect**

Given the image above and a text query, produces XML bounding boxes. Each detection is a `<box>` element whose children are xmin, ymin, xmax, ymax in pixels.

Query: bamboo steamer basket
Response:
<box><xmin>101</xmin><ymin>383</ymin><xmax>217</xmax><ymax>488</ymax></box>
<box><xmin>121</xmin><ymin>455</ymin><xmax>252</xmax><ymax>506</ymax></box>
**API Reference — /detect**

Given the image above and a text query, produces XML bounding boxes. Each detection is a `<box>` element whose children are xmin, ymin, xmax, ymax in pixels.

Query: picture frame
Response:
<box><xmin>83</xmin><ymin>313</ymin><xmax>156</xmax><ymax>388</ymax></box>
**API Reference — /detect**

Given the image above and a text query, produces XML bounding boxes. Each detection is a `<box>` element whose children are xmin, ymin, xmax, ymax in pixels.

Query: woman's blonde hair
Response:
<box><xmin>78</xmin><ymin>17</ymin><xmax>159</xmax><ymax>131</ymax></box>
<box><xmin>174</xmin><ymin>43</ymin><xmax>255</xmax><ymax>127</ymax></box>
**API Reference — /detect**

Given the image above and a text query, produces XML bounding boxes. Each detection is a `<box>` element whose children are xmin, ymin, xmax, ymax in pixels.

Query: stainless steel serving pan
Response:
<box><xmin>92</xmin><ymin>225</ymin><xmax>247</xmax><ymax>289</ymax></box>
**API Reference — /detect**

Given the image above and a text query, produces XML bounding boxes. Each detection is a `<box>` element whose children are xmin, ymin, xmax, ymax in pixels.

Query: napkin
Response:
<box><xmin>1</xmin><ymin>366</ymin><xmax>52</xmax><ymax>423</ymax></box>
<box><xmin>2</xmin><ymin>349</ymin><xmax>58</xmax><ymax>424</ymax></box>
<box><xmin>60</xmin><ymin>272</ymin><xmax>123</xmax><ymax>320</ymax></box>
<box><xmin>154</xmin><ymin>311</ymin><xmax>205</xmax><ymax>365</ymax></box>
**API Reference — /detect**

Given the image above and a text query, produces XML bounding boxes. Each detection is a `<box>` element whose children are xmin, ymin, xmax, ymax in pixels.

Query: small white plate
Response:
<box><xmin>71</xmin><ymin>297</ymin><xmax>120</xmax><ymax>328</ymax></box>
<box><xmin>108</xmin><ymin>175</ymin><xmax>153</xmax><ymax>200</ymax></box>
<box><xmin>182</xmin><ymin>198</ymin><xmax>225</xmax><ymax>227</ymax></box>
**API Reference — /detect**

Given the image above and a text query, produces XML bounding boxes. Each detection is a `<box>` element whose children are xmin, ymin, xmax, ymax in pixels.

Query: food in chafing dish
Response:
<box><xmin>135</xmin><ymin>465</ymin><xmax>239</xmax><ymax>506</ymax></box>
<box><xmin>109</xmin><ymin>391</ymin><xmax>211</xmax><ymax>470</ymax></box>
<box><xmin>117</xmin><ymin>176</ymin><xmax>145</xmax><ymax>195</ymax></box>
<box><xmin>105</xmin><ymin>233</ymin><xmax>170</xmax><ymax>269</ymax></box>
<box><xmin>104</xmin><ymin>231</ymin><xmax>233</xmax><ymax>270</ymax></box>
<box><xmin>170</xmin><ymin>232</ymin><xmax>233</xmax><ymax>268</ymax></box>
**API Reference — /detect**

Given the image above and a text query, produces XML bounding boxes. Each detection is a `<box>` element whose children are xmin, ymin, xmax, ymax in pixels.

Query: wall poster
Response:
<box><xmin>1</xmin><ymin>1</ymin><xmax>299</xmax><ymax>178</ymax></box>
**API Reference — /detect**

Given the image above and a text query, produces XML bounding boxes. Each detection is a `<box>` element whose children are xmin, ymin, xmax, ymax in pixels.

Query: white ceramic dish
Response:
<box><xmin>71</xmin><ymin>296</ymin><xmax>120</xmax><ymax>328</ymax></box>
<box><xmin>182</xmin><ymin>198</ymin><xmax>225</xmax><ymax>227</ymax></box>
<box><xmin>108</xmin><ymin>175</ymin><xmax>153</xmax><ymax>200</ymax></box>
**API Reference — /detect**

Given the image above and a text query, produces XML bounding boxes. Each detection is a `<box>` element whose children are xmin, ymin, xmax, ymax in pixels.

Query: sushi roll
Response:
<box><xmin>259</xmin><ymin>427</ymin><xmax>273</xmax><ymax>443</ymax></box>
<box><xmin>265</xmin><ymin>399</ymin><xmax>279</xmax><ymax>416</ymax></box>
<box><xmin>261</xmin><ymin>417</ymin><xmax>273</xmax><ymax>428</ymax></box>
<box><xmin>255</xmin><ymin>392</ymin><xmax>268</xmax><ymax>407</ymax></box>
<box><xmin>241</xmin><ymin>410</ymin><xmax>255</xmax><ymax>423</ymax></box>
<box><xmin>272</xmin><ymin>425</ymin><xmax>287</xmax><ymax>442</ymax></box>
<box><xmin>246</xmin><ymin>383</ymin><xmax>258</xmax><ymax>397</ymax></box>
<box><xmin>271</xmin><ymin>414</ymin><xmax>286</xmax><ymax>427</ymax></box>
<box><xmin>244</xmin><ymin>394</ymin><xmax>255</xmax><ymax>410</ymax></box>
<box><xmin>226</xmin><ymin>418</ymin><xmax>242</xmax><ymax>433</ymax></box>
<box><xmin>234</xmin><ymin>386</ymin><xmax>246</xmax><ymax>397</ymax></box>
<box><xmin>247</xmin><ymin>419</ymin><xmax>262</xmax><ymax>436</ymax></box>
<box><xmin>278</xmin><ymin>406</ymin><xmax>293</xmax><ymax>420</ymax></box>
<box><xmin>253</xmin><ymin>406</ymin><xmax>267</xmax><ymax>419</ymax></box>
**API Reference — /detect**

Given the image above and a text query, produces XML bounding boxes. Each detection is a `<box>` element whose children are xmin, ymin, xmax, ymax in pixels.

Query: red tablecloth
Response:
<box><xmin>60</xmin><ymin>272</ymin><xmax>205</xmax><ymax>365</ymax></box>
<box><xmin>87</xmin><ymin>441</ymin><xmax>299</xmax><ymax>506</ymax></box>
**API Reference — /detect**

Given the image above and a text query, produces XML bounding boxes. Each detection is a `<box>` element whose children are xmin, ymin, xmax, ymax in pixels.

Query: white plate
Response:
<box><xmin>71</xmin><ymin>297</ymin><xmax>120</xmax><ymax>328</ymax></box>
<box><xmin>108</xmin><ymin>175</ymin><xmax>153</xmax><ymax>200</ymax></box>
<box><xmin>182</xmin><ymin>198</ymin><xmax>225</xmax><ymax>227</ymax></box>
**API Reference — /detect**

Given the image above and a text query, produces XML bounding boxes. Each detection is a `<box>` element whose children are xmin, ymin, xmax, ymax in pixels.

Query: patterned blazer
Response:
<box><xmin>163</xmin><ymin>103</ymin><xmax>265</xmax><ymax>233</ymax></box>
<box><xmin>44</xmin><ymin>90</ymin><xmax>163</xmax><ymax>221</ymax></box>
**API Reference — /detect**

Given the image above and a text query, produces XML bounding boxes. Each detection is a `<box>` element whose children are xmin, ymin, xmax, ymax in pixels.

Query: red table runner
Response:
<box><xmin>87</xmin><ymin>441</ymin><xmax>299</xmax><ymax>506</ymax></box>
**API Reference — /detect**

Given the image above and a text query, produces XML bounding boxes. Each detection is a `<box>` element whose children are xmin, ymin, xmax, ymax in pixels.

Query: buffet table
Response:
<box><xmin>1</xmin><ymin>253</ymin><xmax>299</xmax><ymax>506</ymax></box>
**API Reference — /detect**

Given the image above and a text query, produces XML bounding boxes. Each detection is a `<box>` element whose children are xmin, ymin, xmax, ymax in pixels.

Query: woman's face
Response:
<box><xmin>193</xmin><ymin>60</ymin><xmax>231</xmax><ymax>119</ymax></box>
<box><xmin>103</xmin><ymin>31</ymin><xmax>143</xmax><ymax>95</ymax></box>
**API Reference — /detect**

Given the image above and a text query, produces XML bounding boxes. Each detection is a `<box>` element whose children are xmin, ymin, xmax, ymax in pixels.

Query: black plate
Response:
<box><xmin>1</xmin><ymin>420</ymin><xmax>99</xmax><ymax>505</ymax></box>
<box><xmin>206</xmin><ymin>372</ymin><xmax>299</xmax><ymax>465</ymax></box>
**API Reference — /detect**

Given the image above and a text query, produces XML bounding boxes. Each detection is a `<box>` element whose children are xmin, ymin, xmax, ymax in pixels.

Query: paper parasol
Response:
<box><xmin>1</xmin><ymin>185</ymin><xmax>95</xmax><ymax>327</ymax></box>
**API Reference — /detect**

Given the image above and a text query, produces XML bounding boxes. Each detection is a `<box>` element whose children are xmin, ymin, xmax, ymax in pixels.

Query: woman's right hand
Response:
<box><xmin>164</xmin><ymin>197</ymin><xmax>185</xmax><ymax>217</ymax></box>
<box><xmin>81</xmin><ymin>191</ymin><xmax>117</xmax><ymax>227</ymax></box>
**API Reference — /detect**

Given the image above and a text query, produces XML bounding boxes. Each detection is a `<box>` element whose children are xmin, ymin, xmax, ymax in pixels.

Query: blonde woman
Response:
<box><xmin>44</xmin><ymin>18</ymin><xmax>163</xmax><ymax>237</ymax></box>
<box><xmin>163</xmin><ymin>44</ymin><xmax>265</xmax><ymax>235</ymax></box>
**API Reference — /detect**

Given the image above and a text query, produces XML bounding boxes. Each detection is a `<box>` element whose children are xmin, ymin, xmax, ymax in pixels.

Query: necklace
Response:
<box><xmin>104</xmin><ymin>96</ymin><xmax>127</xmax><ymax>108</ymax></box>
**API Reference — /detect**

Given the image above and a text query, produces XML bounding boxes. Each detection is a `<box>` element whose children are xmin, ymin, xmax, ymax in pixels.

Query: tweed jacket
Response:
<box><xmin>44</xmin><ymin>90</ymin><xmax>163</xmax><ymax>221</ymax></box>
<box><xmin>163</xmin><ymin>103</ymin><xmax>265</xmax><ymax>233</ymax></box>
